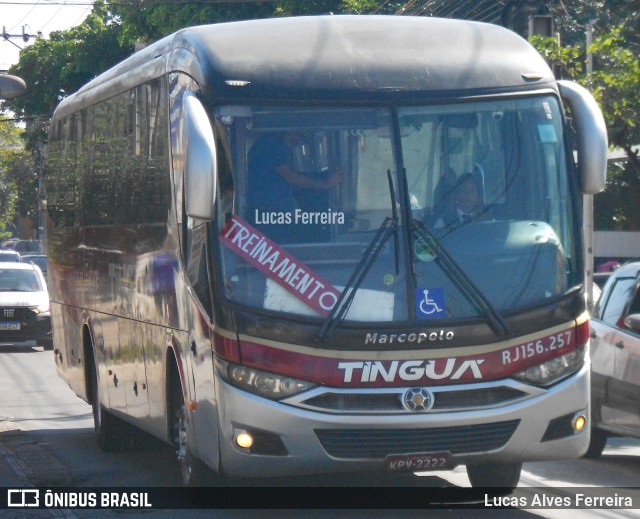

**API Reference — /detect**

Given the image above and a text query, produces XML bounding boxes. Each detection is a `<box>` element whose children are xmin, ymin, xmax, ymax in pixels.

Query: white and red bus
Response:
<box><xmin>46</xmin><ymin>16</ymin><xmax>607</xmax><ymax>488</ymax></box>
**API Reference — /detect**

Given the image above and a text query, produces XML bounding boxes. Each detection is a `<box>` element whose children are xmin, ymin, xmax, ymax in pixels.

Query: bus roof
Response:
<box><xmin>55</xmin><ymin>15</ymin><xmax>555</xmax><ymax>114</ymax></box>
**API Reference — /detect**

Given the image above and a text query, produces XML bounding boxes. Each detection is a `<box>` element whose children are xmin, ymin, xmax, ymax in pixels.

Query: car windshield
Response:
<box><xmin>213</xmin><ymin>97</ymin><xmax>579</xmax><ymax>325</ymax></box>
<box><xmin>0</xmin><ymin>269</ymin><xmax>42</xmax><ymax>292</ymax></box>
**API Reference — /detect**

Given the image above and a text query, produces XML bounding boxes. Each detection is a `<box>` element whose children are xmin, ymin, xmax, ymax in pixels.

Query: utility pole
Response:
<box><xmin>2</xmin><ymin>25</ymin><xmax>41</xmax><ymax>51</ymax></box>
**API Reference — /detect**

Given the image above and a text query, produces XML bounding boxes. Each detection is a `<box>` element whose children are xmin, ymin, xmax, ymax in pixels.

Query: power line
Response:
<box><xmin>0</xmin><ymin>0</ymin><xmax>275</xmax><ymax>5</ymax></box>
<box><xmin>37</xmin><ymin>0</ymin><xmax>68</xmax><ymax>33</ymax></box>
<box><xmin>69</xmin><ymin>5</ymin><xmax>92</xmax><ymax>28</ymax></box>
<box><xmin>7</xmin><ymin>0</ymin><xmax>41</xmax><ymax>33</ymax></box>
<box><xmin>397</xmin><ymin>0</ymin><xmax>507</xmax><ymax>23</ymax></box>
<box><xmin>371</xmin><ymin>0</ymin><xmax>393</xmax><ymax>14</ymax></box>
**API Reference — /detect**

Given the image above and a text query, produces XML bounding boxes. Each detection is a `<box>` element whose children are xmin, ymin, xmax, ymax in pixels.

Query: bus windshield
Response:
<box><xmin>215</xmin><ymin>95</ymin><xmax>579</xmax><ymax>324</ymax></box>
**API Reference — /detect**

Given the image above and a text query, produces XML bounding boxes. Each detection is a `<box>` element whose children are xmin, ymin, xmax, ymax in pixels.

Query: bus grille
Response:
<box><xmin>314</xmin><ymin>420</ymin><xmax>520</xmax><ymax>459</ymax></box>
<box><xmin>298</xmin><ymin>386</ymin><xmax>529</xmax><ymax>414</ymax></box>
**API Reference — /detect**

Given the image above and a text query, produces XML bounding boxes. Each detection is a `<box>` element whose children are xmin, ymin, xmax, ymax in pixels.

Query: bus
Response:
<box><xmin>46</xmin><ymin>15</ymin><xmax>608</xmax><ymax>488</ymax></box>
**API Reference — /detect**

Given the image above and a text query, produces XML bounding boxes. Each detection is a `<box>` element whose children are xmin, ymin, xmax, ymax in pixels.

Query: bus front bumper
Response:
<box><xmin>211</xmin><ymin>363</ymin><xmax>590</xmax><ymax>479</ymax></box>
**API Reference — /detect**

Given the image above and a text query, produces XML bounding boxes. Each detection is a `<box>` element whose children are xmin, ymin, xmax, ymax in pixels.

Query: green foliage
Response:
<box><xmin>0</xmin><ymin>148</ymin><xmax>37</xmax><ymax>241</ymax></box>
<box><xmin>531</xmin><ymin>7</ymin><xmax>640</xmax><ymax>230</ymax></box>
<box><xmin>5</xmin><ymin>10</ymin><xmax>132</xmax><ymax>126</ymax></box>
<box><xmin>340</xmin><ymin>0</ymin><xmax>404</xmax><ymax>14</ymax></box>
<box><xmin>0</xmin><ymin>117</ymin><xmax>23</xmax><ymax>148</ymax></box>
<box><xmin>588</xmin><ymin>25</ymin><xmax>640</xmax><ymax>230</ymax></box>
<box><xmin>589</xmin><ymin>26</ymin><xmax>640</xmax><ymax>148</ymax></box>
<box><xmin>105</xmin><ymin>0</ymin><xmax>391</xmax><ymax>47</ymax></box>
<box><xmin>107</xmin><ymin>2</ymin><xmax>276</xmax><ymax>46</ymax></box>
<box><xmin>550</xmin><ymin>0</ymin><xmax>640</xmax><ymax>48</ymax></box>
<box><xmin>0</xmin><ymin>117</ymin><xmax>24</xmax><ymax>239</ymax></box>
<box><xmin>272</xmin><ymin>0</ymin><xmax>342</xmax><ymax>16</ymax></box>
<box><xmin>3</xmin><ymin>0</ymin><xmax>640</xmax><ymax>230</ymax></box>
<box><xmin>594</xmin><ymin>163</ymin><xmax>633</xmax><ymax>230</ymax></box>
<box><xmin>2</xmin><ymin>148</ymin><xmax>38</xmax><ymax>220</ymax></box>
<box><xmin>528</xmin><ymin>36</ymin><xmax>583</xmax><ymax>81</ymax></box>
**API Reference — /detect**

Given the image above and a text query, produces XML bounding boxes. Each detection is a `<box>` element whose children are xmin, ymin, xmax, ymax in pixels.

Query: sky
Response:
<box><xmin>1</xmin><ymin>0</ymin><xmax>92</xmax><ymax>71</ymax></box>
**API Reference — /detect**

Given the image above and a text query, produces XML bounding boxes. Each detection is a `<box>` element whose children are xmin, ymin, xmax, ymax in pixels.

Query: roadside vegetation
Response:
<box><xmin>1</xmin><ymin>0</ymin><xmax>638</xmax><ymax>229</ymax></box>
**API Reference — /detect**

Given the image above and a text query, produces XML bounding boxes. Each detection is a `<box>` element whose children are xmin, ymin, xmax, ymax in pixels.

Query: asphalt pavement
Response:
<box><xmin>0</xmin><ymin>418</ymin><xmax>26</xmax><ymax>488</ymax></box>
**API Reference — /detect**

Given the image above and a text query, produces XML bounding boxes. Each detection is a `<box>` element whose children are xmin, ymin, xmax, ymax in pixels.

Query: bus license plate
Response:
<box><xmin>387</xmin><ymin>452</ymin><xmax>451</xmax><ymax>473</ymax></box>
<box><xmin>0</xmin><ymin>322</ymin><xmax>20</xmax><ymax>330</ymax></box>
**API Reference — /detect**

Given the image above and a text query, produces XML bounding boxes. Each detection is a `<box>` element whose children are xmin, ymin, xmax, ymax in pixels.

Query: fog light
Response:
<box><xmin>573</xmin><ymin>415</ymin><xmax>587</xmax><ymax>432</ymax></box>
<box><xmin>235</xmin><ymin>431</ymin><xmax>254</xmax><ymax>449</ymax></box>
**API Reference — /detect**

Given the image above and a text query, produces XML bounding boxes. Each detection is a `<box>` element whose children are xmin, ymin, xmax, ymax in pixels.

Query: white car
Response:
<box><xmin>0</xmin><ymin>262</ymin><xmax>52</xmax><ymax>349</ymax></box>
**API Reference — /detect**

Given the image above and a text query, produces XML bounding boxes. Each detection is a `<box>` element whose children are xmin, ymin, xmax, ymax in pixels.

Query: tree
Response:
<box><xmin>105</xmin><ymin>0</ymin><xmax>393</xmax><ymax>49</ymax></box>
<box><xmin>4</xmin><ymin>1</ymin><xmax>393</xmax><ymax>125</ymax></box>
<box><xmin>5</xmin><ymin>6</ymin><xmax>131</xmax><ymax>139</ymax></box>
<box><xmin>106</xmin><ymin>1</ymin><xmax>276</xmax><ymax>47</ymax></box>
<box><xmin>530</xmin><ymin>2</ymin><xmax>640</xmax><ymax>230</ymax></box>
<box><xmin>1</xmin><ymin>149</ymin><xmax>39</xmax><ymax>235</ymax></box>
<box><xmin>0</xmin><ymin>1</ymin><xmax>395</xmax><ymax>228</ymax></box>
<box><xmin>0</xmin><ymin>117</ymin><xmax>29</xmax><ymax>240</ymax></box>
<box><xmin>12</xmin><ymin>0</ymin><xmax>637</xmax><ymax>230</ymax></box>
<box><xmin>7</xmin><ymin>8</ymin><xmax>126</xmax><ymax>235</ymax></box>
<box><xmin>589</xmin><ymin>27</ymin><xmax>640</xmax><ymax>230</ymax></box>
<box><xmin>1</xmin><ymin>6</ymin><xmax>132</xmax><ymax>226</ymax></box>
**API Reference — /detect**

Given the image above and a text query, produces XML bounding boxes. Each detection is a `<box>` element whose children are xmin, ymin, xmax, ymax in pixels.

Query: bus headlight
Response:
<box><xmin>513</xmin><ymin>348</ymin><xmax>585</xmax><ymax>387</ymax></box>
<box><xmin>219</xmin><ymin>360</ymin><xmax>314</xmax><ymax>400</ymax></box>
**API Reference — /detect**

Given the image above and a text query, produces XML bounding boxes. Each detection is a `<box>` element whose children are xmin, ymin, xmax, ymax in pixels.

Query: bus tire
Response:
<box><xmin>89</xmin><ymin>353</ymin><xmax>128</xmax><ymax>452</ymax></box>
<box><xmin>583</xmin><ymin>427</ymin><xmax>607</xmax><ymax>459</ymax></box>
<box><xmin>168</xmin><ymin>370</ymin><xmax>218</xmax><ymax>487</ymax></box>
<box><xmin>38</xmin><ymin>340</ymin><xmax>53</xmax><ymax>351</ymax></box>
<box><xmin>466</xmin><ymin>462</ymin><xmax>522</xmax><ymax>489</ymax></box>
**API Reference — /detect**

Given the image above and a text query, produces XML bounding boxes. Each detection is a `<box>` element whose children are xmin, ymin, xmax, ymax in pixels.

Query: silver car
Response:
<box><xmin>588</xmin><ymin>261</ymin><xmax>640</xmax><ymax>457</ymax></box>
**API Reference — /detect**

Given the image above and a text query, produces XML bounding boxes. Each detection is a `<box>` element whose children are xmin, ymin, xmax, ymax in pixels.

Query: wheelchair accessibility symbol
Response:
<box><xmin>415</xmin><ymin>288</ymin><xmax>445</xmax><ymax>319</ymax></box>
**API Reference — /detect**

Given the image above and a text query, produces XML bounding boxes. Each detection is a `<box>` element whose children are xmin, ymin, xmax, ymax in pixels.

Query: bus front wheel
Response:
<box><xmin>466</xmin><ymin>462</ymin><xmax>522</xmax><ymax>489</ymax></box>
<box><xmin>169</xmin><ymin>373</ymin><xmax>218</xmax><ymax>486</ymax></box>
<box><xmin>583</xmin><ymin>427</ymin><xmax>607</xmax><ymax>459</ymax></box>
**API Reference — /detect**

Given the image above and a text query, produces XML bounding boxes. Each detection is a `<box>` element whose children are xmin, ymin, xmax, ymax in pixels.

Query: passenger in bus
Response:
<box><xmin>433</xmin><ymin>172</ymin><xmax>484</xmax><ymax>231</ymax></box>
<box><xmin>247</xmin><ymin>131</ymin><xmax>341</xmax><ymax>241</ymax></box>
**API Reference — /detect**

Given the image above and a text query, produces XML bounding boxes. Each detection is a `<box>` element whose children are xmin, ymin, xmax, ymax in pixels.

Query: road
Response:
<box><xmin>1</xmin><ymin>346</ymin><xmax>639</xmax><ymax>518</ymax></box>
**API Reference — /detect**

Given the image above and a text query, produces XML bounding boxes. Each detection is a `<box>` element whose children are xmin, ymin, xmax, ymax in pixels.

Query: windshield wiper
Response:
<box><xmin>317</xmin><ymin>169</ymin><xmax>401</xmax><ymax>340</ymax></box>
<box><xmin>412</xmin><ymin>219</ymin><xmax>511</xmax><ymax>337</ymax></box>
<box><xmin>317</xmin><ymin>216</ymin><xmax>397</xmax><ymax>340</ymax></box>
<box><xmin>387</xmin><ymin>169</ymin><xmax>401</xmax><ymax>276</ymax></box>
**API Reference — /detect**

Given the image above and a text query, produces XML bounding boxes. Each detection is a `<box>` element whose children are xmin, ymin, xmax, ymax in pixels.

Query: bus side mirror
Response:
<box><xmin>557</xmin><ymin>80</ymin><xmax>608</xmax><ymax>194</ymax></box>
<box><xmin>0</xmin><ymin>74</ymin><xmax>26</xmax><ymax>100</ymax></box>
<box><xmin>184</xmin><ymin>93</ymin><xmax>217</xmax><ymax>221</ymax></box>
